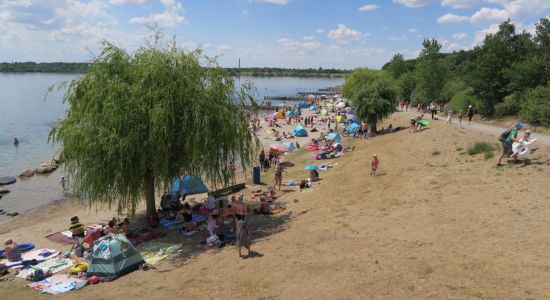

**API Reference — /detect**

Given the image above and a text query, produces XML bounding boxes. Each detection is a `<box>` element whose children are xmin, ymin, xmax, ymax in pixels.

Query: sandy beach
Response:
<box><xmin>1</xmin><ymin>108</ymin><xmax>550</xmax><ymax>299</ymax></box>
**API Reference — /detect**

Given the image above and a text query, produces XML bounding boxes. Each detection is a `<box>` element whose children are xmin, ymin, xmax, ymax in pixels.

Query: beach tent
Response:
<box><xmin>171</xmin><ymin>175</ymin><xmax>208</xmax><ymax>196</ymax></box>
<box><xmin>327</xmin><ymin>132</ymin><xmax>342</xmax><ymax>143</ymax></box>
<box><xmin>266</xmin><ymin>113</ymin><xmax>276</xmax><ymax>121</ymax></box>
<box><xmin>270</xmin><ymin>143</ymin><xmax>289</xmax><ymax>153</ymax></box>
<box><xmin>346</xmin><ymin>123</ymin><xmax>360</xmax><ymax>133</ymax></box>
<box><xmin>282</xmin><ymin>142</ymin><xmax>296</xmax><ymax>152</ymax></box>
<box><xmin>309</xmin><ymin>105</ymin><xmax>318</xmax><ymax>111</ymax></box>
<box><xmin>275</xmin><ymin>111</ymin><xmax>285</xmax><ymax>119</ymax></box>
<box><xmin>285</xmin><ymin>110</ymin><xmax>295</xmax><ymax>117</ymax></box>
<box><xmin>293</xmin><ymin>125</ymin><xmax>308</xmax><ymax>137</ymax></box>
<box><xmin>320</xmin><ymin>109</ymin><xmax>328</xmax><ymax>116</ymax></box>
<box><xmin>87</xmin><ymin>234</ymin><xmax>144</xmax><ymax>279</ymax></box>
<box><xmin>298</xmin><ymin>101</ymin><xmax>309</xmax><ymax>109</ymax></box>
<box><xmin>347</xmin><ymin>118</ymin><xmax>360</xmax><ymax>124</ymax></box>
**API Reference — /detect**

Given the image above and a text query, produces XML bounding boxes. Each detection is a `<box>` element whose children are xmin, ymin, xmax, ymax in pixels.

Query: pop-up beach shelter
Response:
<box><xmin>275</xmin><ymin>111</ymin><xmax>285</xmax><ymax>119</ymax></box>
<box><xmin>309</xmin><ymin>105</ymin><xmax>318</xmax><ymax>111</ymax></box>
<box><xmin>298</xmin><ymin>101</ymin><xmax>309</xmax><ymax>109</ymax></box>
<box><xmin>293</xmin><ymin>125</ymin><xmax>308</xmax><ymax>137</ymax></box>
<box><xmin>171</xmin><ymin>175</ymin><xmax>208</xmax><ymax>196</ymax></box>
<box><xmin>346</xmin><ymin>123</ymin><xmax>360</xmax><ymax>133</ymax></box>
<box><xmin>327</xmin><ymin>132</ymin><xmax>342</xmax><ymax>143</ymax></box>
<box><xmin>282</xmin><ymin>142</ymin><xmax>296</xmax><ymax>152</ymax></box>
<box><xmin>87</xmin><ymin>234</ymin><xmax>144</xmax><ymax>279</ymax></box>
<box><xmin>286</xmin><ymin>110</ymin><xmax>295</xmax><ymax>117</ymax></box>
<box><xmin>320</xmin><ymin>109</ymin><xmax>328</xmax><ymax>116</ymax></box>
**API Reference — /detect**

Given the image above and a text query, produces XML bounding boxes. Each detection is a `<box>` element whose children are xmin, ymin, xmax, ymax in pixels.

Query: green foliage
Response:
<box><xmin>467</xmin><ymin>142</ymin><xmax>495</xmax><ymax>156</ymax></box>
<box><xmin>415</xmin><ymin>38</ymin><xmax>446</xmax><ymax>105</ymax></box>
<box><xmin>0</xmin><ymin>62</ymin><xmax>89</xmax><ymax>73</ymax></box>
<box><xmin>49</xmin><ymin>38</ymin><xmax>258</xmax><ymax>217</ymax></box>
<box><xmin>520</xmin><ymin>85</ymin><xmax>550</xmax><ymax>126</ymax></box>
<box><xmin>440</xmin><ymin>79</ymin><xmax>468</xmax><ymax>102</ymax></box>
<box><xmin>397</xmin><ymin>71</ymin><xmax>416</xmax><ymax>102</ymax></box>
<box><xmin>384</xmin><ymin>53</ymin><xmax>409</xmax><ymax>79</ymax></box>
<box><xmin>343</xmin><ymin>68</ymin><xmax>397</xmax><ymax>132</ymax></box>
<box><xmin>446</xmin><ymin>89</ymin><xmax>479</xmax><ymax>113</ymax></box>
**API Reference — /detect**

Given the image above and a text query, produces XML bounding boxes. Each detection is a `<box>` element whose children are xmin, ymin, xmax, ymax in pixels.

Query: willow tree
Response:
<box><xmin>49</xmin><ymin>39</ymin><xmax>258</xmax><ymax>217</ymax></box>
<box><xmin>342</xmin><ymin>68</ymin><xmax>397</xmax><ymax>132</ymax></box>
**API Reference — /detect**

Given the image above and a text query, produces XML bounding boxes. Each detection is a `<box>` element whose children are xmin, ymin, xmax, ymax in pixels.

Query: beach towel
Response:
<box><xmin>28</xmin><ymin>274</ymin><xmax>87</xmax><ymax>295</ymax></box>
<box><xmin>137</xmin><ymin>242</ymin><xmax>183</xmax><ymax>266</ymax></box>
<box><xmin>16</xmin><ymin>258</ymin><xmax>73</xmax><ymax>279</ymax></box>
<box><xmin>46</xmin><ymin>223</ymin><xmax>106</xmax><ymax>245</ymax></box>
<box><xmin>0</xmin><ymin>248</ymin><xmax>59</xmax><ymax>268</ymax></box>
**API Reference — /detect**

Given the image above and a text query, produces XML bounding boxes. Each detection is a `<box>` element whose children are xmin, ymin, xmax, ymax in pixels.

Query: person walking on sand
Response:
<box><xmin>60</xmin><ymin>176</ymin><xmax>67</xmax><ymax>191</ymax></box>
<box><xmin>458</xmin><ymin>110</ymin><xmax>464</xmax><ymax>125</ymax></box>
<box><xmin>467</xmin><ymin>105</ymin><xmax>474</xmax><ymax>125</ymax></box>
<box><xmin>429</xmin><ymin>101</ymin><xmax>437</xmax><ymax>120</ymax></box>
<box><xmin>259</xmin><ymin>150</ymin><xmax>266</xmax><ymax>171</ymax></box>
<box><xmin>274</xmin><ymin>162</ymin><xmax>284</xmax><ymax>191</ymax></box>
<box><xmin>497</xmin><ymin>123</ymin><xmax>524</xmax><ymax>166</ymax></box>
<box><xmin>446</xmin><ymin>111</ymin><xmax>452</xmax><ymax>124</ymax></box>
<box><xmin>371</xmin><ymin>154</ymin><xmax>379</xmax><ymax>175</ymax></box>
<box><xmin>236</xmin><ymin>218</ymin><xmax>251</xmax><ymax>258</ymax></box>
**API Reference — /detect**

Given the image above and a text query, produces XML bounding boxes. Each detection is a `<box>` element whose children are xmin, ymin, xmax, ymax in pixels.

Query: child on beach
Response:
<box><xmin>69</xmin><ymin>216</ymin><xmax>85</xmax><ymax>238</ymax></box>
<box><xmin>60</xmin><ymin>176</ymin><xmax>67</xmax><ymax>191</ymax></box>
<box><xmin>446</xmin><ymin>111</ymin><xmax>452</xmax><ymax>124</ymax></box>
<box><xmin>458</xmin><ymin>110</ymin><xmax>463</xmax><ymax>125</ymax></box>
<box><xmin>370</xmin><ymin>154</ymin><xmax>379</xmax><ymax>175</ymax></box>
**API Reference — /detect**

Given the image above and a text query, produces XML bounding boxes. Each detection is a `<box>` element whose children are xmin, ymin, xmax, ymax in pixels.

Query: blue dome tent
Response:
<box><xmin>170</xmin><ymin>175</ymin><xmax>208</xmax><ymax>196</ymax></box>
<box><xmin>293</xmin><ymin>125</ymin><xmax>308</xmax><ymax>137</ymax></box>
<box><xmin>309</xmin><ymin>105</ymin><xmax>318</xmax><ymax>111</ymax></box>
<box><xmin>346</xmin><ymin>123</ymin><xmax>360</xmax><ymax>133</ymax></box>
<box><xmin>327</xmin><ymin>132</ymin><xmax>342</xmax><ymax>143</ymax></box>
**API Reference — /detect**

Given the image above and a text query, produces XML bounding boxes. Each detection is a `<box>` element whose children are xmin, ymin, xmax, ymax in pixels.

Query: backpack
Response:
<box><xmin>30</xmin><ymin>269</ymin><xmax>45</xmax><ymax>282</ymax></box>
<box><xmin>498</xmin><ymin>129</ymin><xmax>513</xmax><ymax>142</ymax></box>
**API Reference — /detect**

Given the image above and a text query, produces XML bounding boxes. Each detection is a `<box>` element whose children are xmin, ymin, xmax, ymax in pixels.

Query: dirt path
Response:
<box><xmin>399</xmin><ymin>111</ymin><xmax>550</xmax><ymax>145</ymax></box>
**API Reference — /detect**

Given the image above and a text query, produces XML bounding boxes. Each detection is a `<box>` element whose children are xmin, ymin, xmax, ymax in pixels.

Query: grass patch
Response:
<box><xmin>432</xmin><ymin>149</ymin><xmax>441</xmax><ymax>156</ymax></box>
<box><xmin>467</xmin><ymin>142</ymin><xmax>495</xmax><ymax>160</ymax></box>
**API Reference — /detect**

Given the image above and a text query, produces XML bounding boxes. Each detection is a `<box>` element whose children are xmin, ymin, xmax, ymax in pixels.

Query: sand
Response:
<box><xmin>1</xmin><ymin>109</ymin><xmax>550</xmax><ymax>299</ymax></box>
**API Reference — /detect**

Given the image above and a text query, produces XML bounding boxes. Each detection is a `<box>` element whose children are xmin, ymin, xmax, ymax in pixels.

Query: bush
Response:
<box><xmin>467</xmin><ymin>142</ymin><xmax>495</xmax><ymax>156</ymax></box>
<box><xmin>520</xmin><ymin>85</ymin><xmax>550</xmax><ymax>126</ymax></box>
<box><xmin>494</xmin><ymin>102</ymin><xmax>513</xmax><ymax>117</ymax></box>
<box><xmin>447</xmin><ymin>90</ymin><xmax>480</xmax><ymax>113</ymax></box>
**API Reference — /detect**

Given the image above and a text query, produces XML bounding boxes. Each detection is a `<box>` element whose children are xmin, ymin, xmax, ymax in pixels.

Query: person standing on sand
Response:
<box><xmin>458</xmin><ymin>110</ymin><xmax>463</xmax><ymax>125</ymax></box>
<box><xmin>371</xmin><ymin>154</ymin><xmax>379</xmax><ymax>175</ymax></box>
<box><xmin>497</xmin><ymin>123</ymin><xmax>524</xmax><ymax>166</ymax></box>
<box><xmin>467</xmin><ymin>105</ymin><xmax>474</xmax><ymax>125</ymax></box>
<box><xmin>60</xmin><ymin>176</ymin><xmax>67</xmax><ymax>191</ymax></box>
<box><xmin>274</xmin><ymin>162</ymin><xmax>285</xmax><ymax>191</ymax></box>
<box><xmin>259</xmin><ymin>150</ymin><xmax>266</xmax><ymax>171</ymax></box>
<box><xmin>236</xmin><ymin>218</ymin><xmax>251</xmax><ymax>258</ymax></box>
<box><xmin>429</xmin><ymin>101</ymin><xmax>437</xmax><ymax>120</ymax></box>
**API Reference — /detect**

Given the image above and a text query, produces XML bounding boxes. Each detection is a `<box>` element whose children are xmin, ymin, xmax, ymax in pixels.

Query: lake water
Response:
<box><xmin>0</xmin><ymin>73</ymin><xmax>344</xmax><ymax>223</ymax></box>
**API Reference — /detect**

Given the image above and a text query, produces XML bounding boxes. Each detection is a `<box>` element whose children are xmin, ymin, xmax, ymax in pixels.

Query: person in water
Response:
<box><xmin>13</xmin><ymin>137</ymin><xmax>19</xmax><ymax>146</ymax></box>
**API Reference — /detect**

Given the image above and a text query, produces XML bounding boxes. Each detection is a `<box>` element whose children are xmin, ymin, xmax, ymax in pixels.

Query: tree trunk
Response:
<box><xmin>144</xmin><ymin>168</ymin><xmax>156</xmax><ymax>218</ymax></box>
<box><xmin>370</xmin><ymin>123</ymin><xmax>377</xmax><ymax>134</ymax></box>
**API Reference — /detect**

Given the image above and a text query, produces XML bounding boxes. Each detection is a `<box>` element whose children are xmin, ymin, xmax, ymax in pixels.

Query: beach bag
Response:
<box><xmin>498</xmin><ymin>129</ymin><xmax>513</xmax><ymax>142</ymax></box>
<box><xmin>30</xmin><ymin>268</ymin><xmax>45</xmax><ymax>282</ymax></box>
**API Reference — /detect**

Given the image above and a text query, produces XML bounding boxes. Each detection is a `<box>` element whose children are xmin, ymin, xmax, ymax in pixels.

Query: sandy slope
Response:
<box><xmin>1</xmin><ymin>111</ymin><xmax>550</xmax><ymax>299</ymax></box>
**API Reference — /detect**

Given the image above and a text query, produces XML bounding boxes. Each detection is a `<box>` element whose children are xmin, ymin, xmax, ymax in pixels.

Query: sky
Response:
<box><xmin>0</xmin><ymin>0</ymin><xmax>549</xmax><ymax>69</ymax></box>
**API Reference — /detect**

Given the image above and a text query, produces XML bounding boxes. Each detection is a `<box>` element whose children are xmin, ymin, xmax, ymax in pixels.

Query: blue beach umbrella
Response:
<box><xmin>304</xmin><ymin>165</ymin><xmax>318</xmax><ymax>170</ymax></box>
<box><xmin>171</xmin><ymin>175</ymin><xmax>209</xmax><ymax>195</ymax></box>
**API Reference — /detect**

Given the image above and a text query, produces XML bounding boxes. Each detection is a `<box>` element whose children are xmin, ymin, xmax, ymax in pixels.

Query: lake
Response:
<box><xmin>0</xmin><ymin>73</ymin><xmax>344</xmax><ymax>223</ymax></box>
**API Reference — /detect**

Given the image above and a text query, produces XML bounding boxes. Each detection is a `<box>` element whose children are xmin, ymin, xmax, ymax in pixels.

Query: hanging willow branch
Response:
<box><xmin>49</xmin><ymin>38</ymin><xmax>259</xmax><ymax>216</ymax></box>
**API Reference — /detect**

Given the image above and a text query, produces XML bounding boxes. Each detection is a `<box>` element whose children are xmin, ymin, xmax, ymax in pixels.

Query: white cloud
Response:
<box><xmin>277</xmin><ymin>37</ymin><xmax>320</xmax><ymax>52</ymax></box>
<box><xmin>358</xmin><ymin>4</ymin><xmax>379</xmax><ymax>11</ymax></box>
<box><xmin>441</xmin><ymin>0</ymin><xmax>478</xmax><ymax>9</ymax></box>
<box><xmin>303</xmin><ymin>36</ymin><xmax>314</xmax><ymax>41</ymax></box>
<box><xmin>315</xmin><ymin>28</ymin><xmax>324</xmax><ymax>34</ymax></box>
<box><xmin>389</xmin><ymin>34</ymin><xmax>408</xmax><ymax>42</ymax></box>
<box><xmin>473</xmin><ymin>23</ymin><xmax>500</xmax><ymax>45</ymax></box>
<box><xmin>408</xmin><ymin>28</ymin><xmax>417</xmax><ymax>32</ymax></box>
<box><xmin>130</xmin><ymin>0</ymin><xmax>184</xmax><ymax>28</ymax></box>
<box><xmin>327</xmin><ymin>24</ymin><xmax>363</xmax><ymax>45</ymax></box>
<box><xmin>437</xmin><ymin>13</ymin><xmax>469</xmax><ymax>23</ymax></box>
<box><xmin>256</xmin><ymin>0</ymin><xmax>289</xmax><ymax>4</ymax></box>
<box><xmin>393</xmin><ymin>0</ymin><xmax>432</xmax><ymax>8</ymax></box>
<box><xmin>109</xmin><ymin>0</ymin><xmax>148</xmax><ymax>5</ymax></box>
<box><xmin>470</xmin><ymin>7</ymin><xmax>509</xmax><ymax>23</ymax></box>
<box><xmin>218</xmin><ymin>44</ymin><xmax>232</xmax><ymax>51</ymax></box>
<box><xmin>452</xmin><ymin>32</ymin><xmax>467</xmax><ymax>39</ymax></box>
<box><xmin>497</xmin><ymin>0</ymin><xmax>550</xmax><ymax>19</ymax></box>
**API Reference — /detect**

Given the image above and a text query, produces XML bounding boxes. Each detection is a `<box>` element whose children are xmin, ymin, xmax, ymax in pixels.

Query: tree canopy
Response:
<box><xmin>342</xmin><ymin>68</ymin><xmax>397</xmax><ymax>132</ymax></box>
<box><xmin>49</xmin><ymin>38</ymin><xmax>258</xmax><ymax>217</ymax></box>
<box><xmin>415</xmin><ymin>38</ymin><xmax>445</xmax><ymax>105</ymax></box>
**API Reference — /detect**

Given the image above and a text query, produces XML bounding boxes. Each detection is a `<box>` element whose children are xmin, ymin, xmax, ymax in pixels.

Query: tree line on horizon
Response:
<box><xmin>345</xmin><ymin>17</ymin><xmax>550</xmax><ymax>128</ymax></box>
<box><xmin>0</xmin><ymin>62</ymin><xmax>350</xmax><ymax>77</ymax></box>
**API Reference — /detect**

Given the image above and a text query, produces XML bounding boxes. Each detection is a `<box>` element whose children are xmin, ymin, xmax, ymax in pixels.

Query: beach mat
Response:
<box><xmin>28</xmin><ymin>274</ymin><xmax>87</xmax><ymax>295</ymax></box>
<box><xmin>16</xmin><ymin>257</ymin><xmax>73</xmax><ymax>279</ymax></box>
<box><xmin>46</xmin><ymin>223</ymin><xmax>105</xmax><ymax>245</ymax></box>
<box><xmin>137</xmin><ymin>242</ymin><xmax>182</xmax><ymax>266</ymax></box>
<box><xmin>0</xmin><ymin>248</ymin><xmax>59</xmax><ymax>268</ymax></box>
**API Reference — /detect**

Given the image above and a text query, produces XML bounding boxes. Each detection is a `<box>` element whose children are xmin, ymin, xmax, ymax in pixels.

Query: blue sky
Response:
<box><xmin>0</xmin><ymin>0</ymin><xmax>548</xmax><ymax>68</ymax></box>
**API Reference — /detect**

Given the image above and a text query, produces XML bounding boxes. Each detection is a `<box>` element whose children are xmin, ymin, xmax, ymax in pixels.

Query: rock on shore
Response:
<box><xmin>19</xmin><ymin>169</ymin><xmax>35</xmax><ymax>178</ymax></box>
<box><xmin>0</xmin><ymin>176</ymin><xmax>16</xmax><ymax>185</ymax></box>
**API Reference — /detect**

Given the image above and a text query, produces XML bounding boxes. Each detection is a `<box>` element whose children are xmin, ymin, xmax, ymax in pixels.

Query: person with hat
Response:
<box><xmin>69</xmin><ymin>216</ymin><xmax>85</xmax><ymax>238</ymax></box>
<box><xmin>467</xmin><ymin>105</ymin><xmax>474</xmax><ymax>125</ymax></box>
<box><xmin>2</xmin><ymin>239</ymin><xmax>22</xmax><ymax>262</ymax></box>
<box><xmin>497</xmin><ymin>123</ymin><xmax>524</xmax><ymax>166</ymax></box>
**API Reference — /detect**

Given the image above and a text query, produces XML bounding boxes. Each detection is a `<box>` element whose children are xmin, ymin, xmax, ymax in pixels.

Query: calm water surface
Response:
<box><xmin>0</xmin><ymin>73</ymin><xmax>344</xmax><ymax>223</ymax></box>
